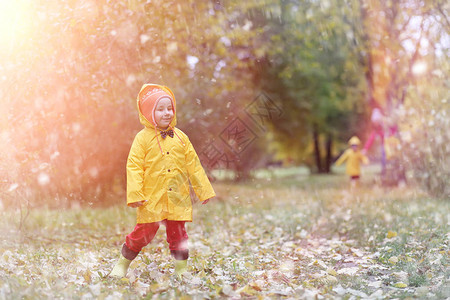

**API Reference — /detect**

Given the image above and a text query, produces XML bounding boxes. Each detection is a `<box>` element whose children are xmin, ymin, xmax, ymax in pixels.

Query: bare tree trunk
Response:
<box><xmin>325</xmin><ymin>135</ymin><xmax>332</xmax><ymax>173</ymax></box>
<box><xmin>313</xmin><ymin>126</ymin><xmax>322</xmax><ymax>173</ymax></box>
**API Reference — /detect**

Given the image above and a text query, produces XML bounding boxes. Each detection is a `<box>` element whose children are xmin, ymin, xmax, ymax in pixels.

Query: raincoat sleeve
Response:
<box><xmin>361</xmin><ymin>153</ymin><xmax>369</xmax><ymax>165</ymax></box>
<box><xmin>185</xmin><ymin>138</ymin><xmax>216</xmax><ymax>202</ymax></box>
<box><xmin>335</xmin><ymin>149</ymin><xmax>349</xmax><ymax>166</ymax></box>
<box><xmin>126</xmin><ymin>133</ymin><xmax>146</xmax><ymax>206</ymax></box>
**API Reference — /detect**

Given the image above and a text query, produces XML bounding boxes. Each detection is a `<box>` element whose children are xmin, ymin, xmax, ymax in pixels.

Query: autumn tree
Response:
<box><xmin>357</xmin><ymin>0</ymin><xmax>449</xmax><ymax>193</ymax></box>
<box><xmin>243</xmin><ymin>0</ymin><xmax>367</xmax><ymax>173</ymax></box>
<box><xmin>0</xmin><ymin>0</ymin><xmax>261</xmax><ymax>204</ymax></box>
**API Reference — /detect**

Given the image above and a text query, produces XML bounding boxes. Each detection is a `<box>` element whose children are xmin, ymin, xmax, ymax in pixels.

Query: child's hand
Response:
<box><xmin>202</xmin><ymin>198</ymin><xmax>212</xmax><ymax>205</ymax></box>
<box><xmin>129</xmin><ymin>200</ymin><xmax>147</xmax><ymax>208</ymax></box>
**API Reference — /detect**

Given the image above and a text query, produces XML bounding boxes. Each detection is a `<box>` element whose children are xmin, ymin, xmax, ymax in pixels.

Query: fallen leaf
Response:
<box><xmin>387</xmin><ymin>231</ymin><xmax>397</xmax><ymax>238</ymax></box>
<box><xmin>337</xmin><ymin>267</ymin><xmax>359</xmax><ymax>276</ymax></box>
<box><xmin>394</xmin><ymin>282</ymin><xmax>407</xmax><ymax>288</ymax></box>
<box><xmin>83</xmin><ymin>270</ymin><xmax>91</xmax><ymax>283</ymax></box>
<box><xmin>120</xmin><ymin>277</ymin><xmax>129</xmax><ymax>284</ymax></box>
<box><xmin>327</xmin><ymin>268</ymin><xmax>337</xmax><ymax>276</ymax></box>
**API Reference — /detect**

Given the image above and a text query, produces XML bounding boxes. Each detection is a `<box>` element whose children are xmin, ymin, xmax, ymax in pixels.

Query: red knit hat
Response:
<box><xmin>138</xmin><ymin>86</ymin><xmax>174</xmax><ymax>126</ymax></box>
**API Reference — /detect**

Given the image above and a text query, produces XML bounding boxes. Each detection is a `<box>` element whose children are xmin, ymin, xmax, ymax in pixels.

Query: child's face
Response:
<box><xmin>154</xmin><ymin>98</ymin><xmax>174</xmax><ymax>129</ymax></box>
<box><xmin>351</xmin><ymin>144</ymin><xmax>358</xmax><ymax>150</ymax></box>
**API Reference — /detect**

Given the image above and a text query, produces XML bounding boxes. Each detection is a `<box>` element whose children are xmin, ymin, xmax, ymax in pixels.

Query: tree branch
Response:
<box><xmin>436</xmin><ymin>3</ymin><xmax>450</xmax><ymax>32</ymax></box>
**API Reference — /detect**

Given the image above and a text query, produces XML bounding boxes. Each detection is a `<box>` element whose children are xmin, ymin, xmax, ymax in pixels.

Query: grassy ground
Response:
<box><xmin>0</xmin><ymin>166</ymin><xmax>448</xmax><ymax>299</ymax></box>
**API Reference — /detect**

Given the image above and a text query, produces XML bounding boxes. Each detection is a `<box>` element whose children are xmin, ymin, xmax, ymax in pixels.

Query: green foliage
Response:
<box><xmin>0</xmin><ymin>0</ymin><xmax>258</xmax><ymax>204</ymax></box>
<box><xmin>243</xmin><ymin>0</ymin><xmax>368</xmax><ymax>168</ymax></box>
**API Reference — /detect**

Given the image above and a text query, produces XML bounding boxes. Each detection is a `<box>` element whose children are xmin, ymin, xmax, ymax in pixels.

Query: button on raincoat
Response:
<box><xmin>127</xmin><ymin>84</ymin><xmax>215</xmax><ymax>223</ymax></box>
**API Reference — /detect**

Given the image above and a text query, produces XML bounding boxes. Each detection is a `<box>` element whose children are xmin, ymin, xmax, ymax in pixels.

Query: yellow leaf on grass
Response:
<box><xmin>121</xmin><ymin>278</ymin><xmax>130</xmax><ymax>284</ymax></box>
<box><xmin>387</xmin><ymin>231</ymin><xmax>397</xmax><ymax>238</ymax></box>
<box><xmin>83</xmin><ymin>270</ymin><xmax>92</xmax><ymax>283</ymax></box>
<box><xmin>394</xmin><ymin>282</ymin><xmax>407</xmax><ymax>288</ymax></box>
<box><xmin>313</xmin><ymin>260</ymin><xmax>327</xmax><ymax>269</ymax></box>
<box><xmin>237</xmin><ymin>283</ymin><xmax>261</xmax><ymax>296</ymax></box>
<box><xmin>327</xmin><ymin>268</ymin><xmax>337</xmax><ymax>276</ymax></box>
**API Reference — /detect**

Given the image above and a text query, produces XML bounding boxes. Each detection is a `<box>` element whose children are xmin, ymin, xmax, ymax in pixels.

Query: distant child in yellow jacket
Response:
<box><xmin>335</xmin><ymin>136</ymin><xmax>369</xmax><ymax>188</ymax></box>
<box><xmin>110</xmin><ymin>84</ymin><xmax>215</xmax><ymax>278</ymax></box>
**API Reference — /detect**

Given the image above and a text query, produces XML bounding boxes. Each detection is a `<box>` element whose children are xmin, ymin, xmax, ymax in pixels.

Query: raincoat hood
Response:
<box><xmin>137</xmin><ymin>84</ymin><xmax>177</xmax><ymax>129</ymax></box>
<box><xmin>348</xmin><ymin>136</ymin><xmax>361</xmax><ymax>146</ymax></box>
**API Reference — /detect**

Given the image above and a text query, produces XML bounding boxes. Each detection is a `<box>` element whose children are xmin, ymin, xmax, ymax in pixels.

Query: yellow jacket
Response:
<box><xmin>335</xmin><ymin>148</ymin><xmax>369</xmax><ymax>176</ymax></box>
<box><xmin>127</xmin><ymin>84</ymin><xmax>215</xmax><ymax>223</ymax></box>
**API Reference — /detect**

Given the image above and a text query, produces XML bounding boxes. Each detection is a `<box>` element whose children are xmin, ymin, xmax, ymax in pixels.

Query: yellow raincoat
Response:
<box><xmin>335</xmin><ymin>136</ymin><xmax>369</xmax><ymax>176</ymax></box>
<box><xmin>127</xmin><ymin>84</ymin><xmax>215</xmax><ymax>223</ymax></box>
<box><xmin>335</xmin><ymin>149</ymin><xmax>368</xmax><ymax>176</ymax></box>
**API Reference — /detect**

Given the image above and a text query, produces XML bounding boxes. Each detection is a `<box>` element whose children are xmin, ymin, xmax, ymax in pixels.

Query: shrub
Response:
<box><xmin>399</xmin><ymin>63</ymin><xmax>449</xmax><ymax>199</ymax></box>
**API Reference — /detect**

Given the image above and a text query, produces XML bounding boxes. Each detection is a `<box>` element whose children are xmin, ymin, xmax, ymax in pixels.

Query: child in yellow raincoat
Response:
<box><xmin>335</xmin><ymin>136</ymin><xmax>369</xmax><ymax>188</ymax></box>
<box><xmin>110</xmin><ymin>84</ymin><xmax>215</xmax><ymax>278</ymax></box>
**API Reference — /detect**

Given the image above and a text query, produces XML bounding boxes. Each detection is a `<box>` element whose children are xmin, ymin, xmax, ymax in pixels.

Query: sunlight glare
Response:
<box><xmin>0</xmin><ymin>1</ymin><xmax>33</xmax><ymax>53</ymax></box>
<box><xmin>412</xmin><ymin>61</ymin><xmax>427</xmax><ymax>76</ymax></box>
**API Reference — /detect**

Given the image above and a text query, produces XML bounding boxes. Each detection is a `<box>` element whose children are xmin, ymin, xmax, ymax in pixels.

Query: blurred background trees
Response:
<box><xmin>244</xmin><ymin>0</ymin><xmax>368</xmax><ymax>173</ymax></box>
<box><xmin>0</xmin><ymin>0</ymin><xmax>448</xmax><ymax>207</ymax></box>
